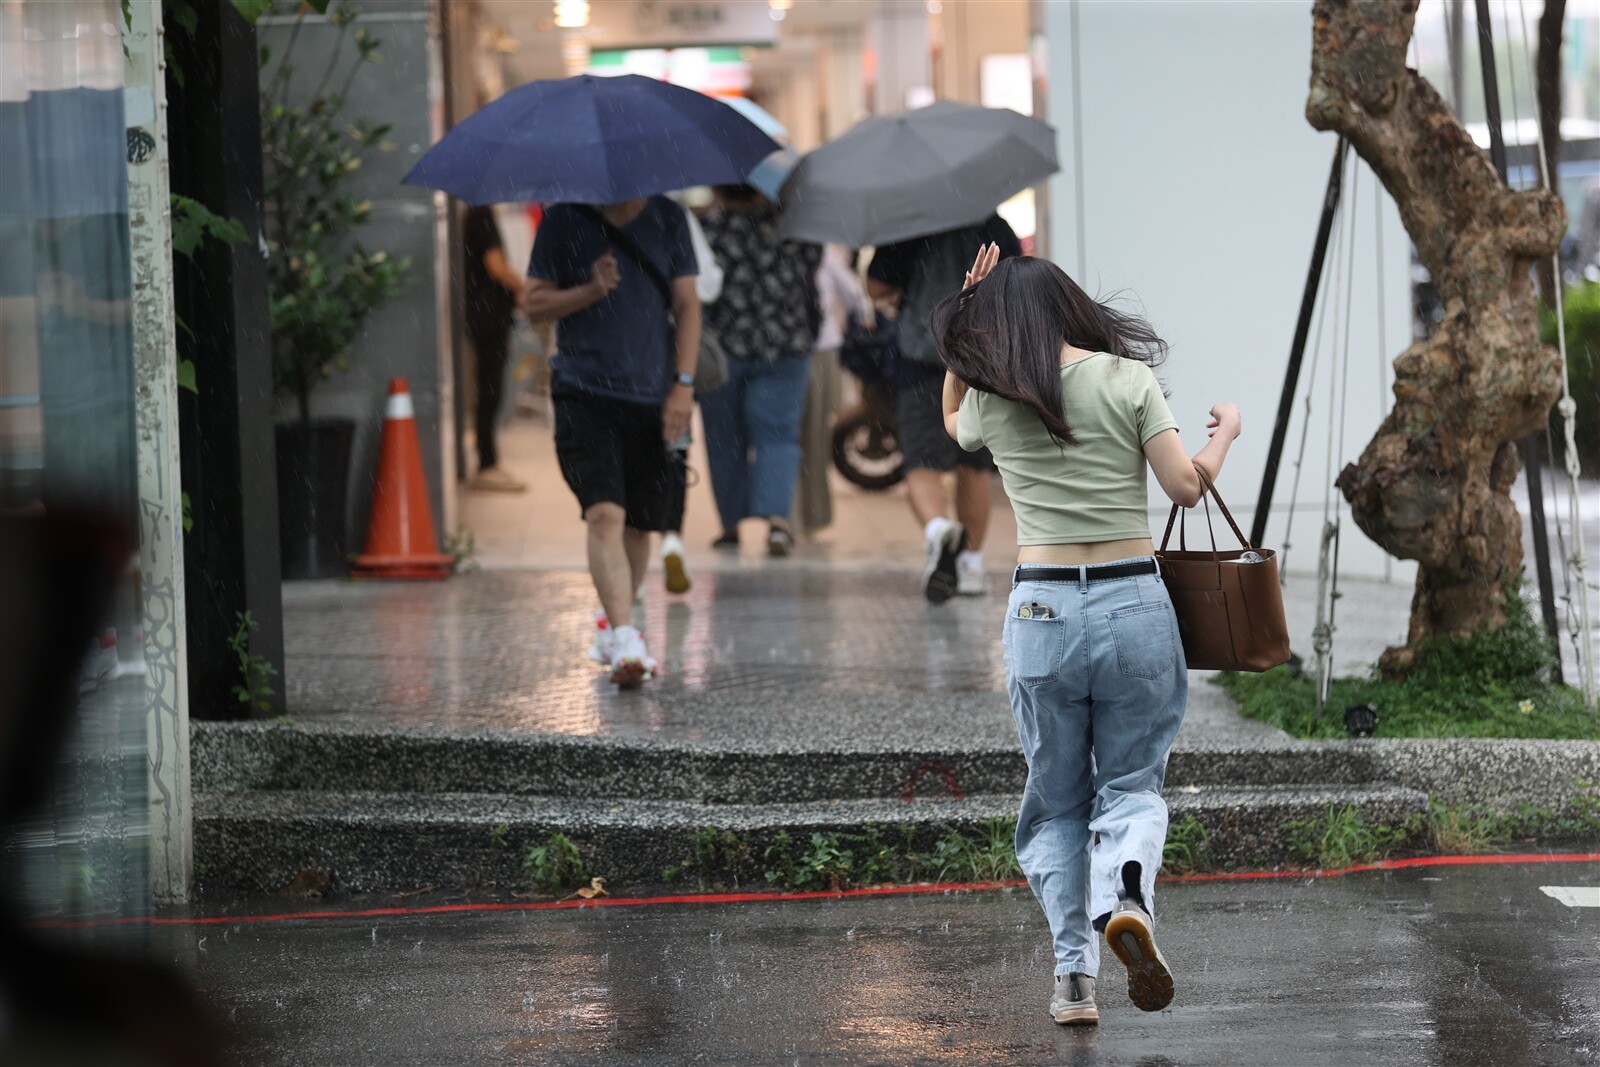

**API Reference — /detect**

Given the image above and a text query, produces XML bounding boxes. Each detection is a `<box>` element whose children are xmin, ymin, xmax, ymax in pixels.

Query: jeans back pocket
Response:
<box><xmin>1106</xmin><ymin>603</ymin><xmax>1176</xmax><ymax>680</ymax></box>
<box><xmin>1005</xmin><ymin>614</ymin><xmax>1067</xmax><ymax>686</ymax></box>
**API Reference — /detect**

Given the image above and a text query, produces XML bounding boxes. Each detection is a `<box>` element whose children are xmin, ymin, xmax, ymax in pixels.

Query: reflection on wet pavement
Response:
<box><xmin>164</xmin><ymin>860</ymin><xmax>1600</xmax><ymax>1066</ymax></box>
<box><xmin>280</xmin><ymin>568</ymin><xmax>1283</xmax><ymax>746</ymax></box>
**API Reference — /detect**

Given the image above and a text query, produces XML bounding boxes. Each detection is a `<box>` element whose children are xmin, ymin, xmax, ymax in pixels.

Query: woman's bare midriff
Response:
<box><xmin>1017</xmin><ymin>537</ymin><xmax>1156</xmax><ymax>566</ymax></box>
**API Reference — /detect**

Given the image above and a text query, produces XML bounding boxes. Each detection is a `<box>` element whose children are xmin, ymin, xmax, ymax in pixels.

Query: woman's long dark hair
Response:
<box><xmin>932</xmin><ymin>256</ymin><xmax>1167</xmax><ymax>445</ymax></box>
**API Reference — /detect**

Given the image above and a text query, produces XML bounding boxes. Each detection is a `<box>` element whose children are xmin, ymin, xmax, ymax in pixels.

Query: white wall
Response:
<box><xmin>1043</xmin><ymin>0</ymin><xmax>1416</xmax><ymax>584</ymax></box>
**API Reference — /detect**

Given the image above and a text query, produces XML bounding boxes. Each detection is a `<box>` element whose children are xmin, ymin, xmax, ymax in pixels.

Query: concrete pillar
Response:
<box><xmin>819</xmin><ymin>27</ymin><xmax>867</xmax><ymax>138</ymax></box>
<box><xmin>866</xmin><ymin>0</ymin><xmax>930</xmax><ymax>113</ymax></box>
<box><xmin>123</xmin><ymin>0</ymin><xmax>193</xmax><ymax>905</ymax></box>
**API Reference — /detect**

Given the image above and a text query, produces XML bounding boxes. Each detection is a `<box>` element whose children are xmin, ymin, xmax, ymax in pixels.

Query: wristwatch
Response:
<box><xmin>674</xmin><ymin>371</ymin><xmax>695</xmax><ymax>388</ymax></box>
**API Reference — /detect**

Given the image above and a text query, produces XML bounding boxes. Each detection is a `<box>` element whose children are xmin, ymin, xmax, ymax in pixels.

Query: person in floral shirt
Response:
<box><xmin>698</xmin><ymin>185</ymin><xmax>822</xmax><ymax>557</ymax></box>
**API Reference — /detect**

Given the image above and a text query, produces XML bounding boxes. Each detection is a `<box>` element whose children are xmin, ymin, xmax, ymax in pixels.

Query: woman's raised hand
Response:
<box><xmin>964</xmin><ymin>242</ymin><xmax>1001</xmax><ymax>290</ymax></box>
<box><xmin>1206</xmin><ymin>403</ymin><xmax>1242</xmax><ymax>440</ymax></box>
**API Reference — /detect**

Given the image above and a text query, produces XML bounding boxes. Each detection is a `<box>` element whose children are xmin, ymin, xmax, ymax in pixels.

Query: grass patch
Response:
<box><xmin>1162</xmin><ymin>815</ymin><xmax>1212</xmax><ymax>875</ymax></box>
<box><xmin>1281</xmin><ymin>803</ymin><xmax>1413</xmax><ymax>868</ymax></box>
<box><xmin>753</xmin><ymin>821</ymin><xmax>1022</xmax><ymax>893</ymax></box>
<box><xmin>1216</xmin><ymin>591</ymin><xmax>1598</xmax><ymax>740</ymax></box>
<box><xmin>663</xmin><ymin>828</ymin><xmax>760</xmax><ymax>890</ymax></box>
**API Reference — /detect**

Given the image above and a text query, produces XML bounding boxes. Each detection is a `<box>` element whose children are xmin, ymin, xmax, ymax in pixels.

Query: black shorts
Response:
<box><xmin>552</xmin><ymin>382</ymin><xmax>676</xmax><ymax>531</ymax></box>
<box><xmin>894</xmin><ymin>363</ymin><xmax>993</xmax><ymax>472</ymax></box>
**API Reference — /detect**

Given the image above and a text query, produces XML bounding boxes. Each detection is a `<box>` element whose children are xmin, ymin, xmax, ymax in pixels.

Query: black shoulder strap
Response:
<box><xmin>575</xmin><ymin>204</ymin><xmax>673</xmax><ymax>310</ymax></box>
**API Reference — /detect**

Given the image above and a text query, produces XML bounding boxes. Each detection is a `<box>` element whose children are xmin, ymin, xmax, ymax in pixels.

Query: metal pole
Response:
<box><xmin>1251</xmin><ymin>137</ymin><xmax>1348</xmax><ymax>549</ymax></box>
<box><xmin>1475</xmin><ymin>0</ymin><xmax>1564</xmax><ymax>672</ymax></box>
<box><xmin>126</xmin><ymin>0</ymin><xmax>194</xmax><ymax>905</ymax></box>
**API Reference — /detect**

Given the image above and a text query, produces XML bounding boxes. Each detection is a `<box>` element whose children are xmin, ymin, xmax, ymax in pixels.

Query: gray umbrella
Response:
<box><xmin>780</xmin><ymin>101</ymin><xmax>1058</xmax><ymax>247</ymax></box>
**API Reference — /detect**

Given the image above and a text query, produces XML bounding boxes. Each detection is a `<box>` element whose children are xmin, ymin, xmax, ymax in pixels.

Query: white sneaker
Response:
<box><xmin>608</xmin><ymin>625</ymin><xmax>656</xmax><ymax>689</ymax></box>
<box><xmin>661</xmin><ymin>532</ymin><xmax>691</xmax><ymax>594</ymax></box>
<box><xmin>587</xmin><ymin>610</ymin><xmax>613</xmax><ymax>667</ymax></box>
<box><xmin>921</xmin><ymin>521</ymin><xmax>968</xmax><ymax>604</ymax></box>
<box><xmin>956</xmin><ymin>557</ymin><xmax>988</xmax><ymax>596</ymax></box>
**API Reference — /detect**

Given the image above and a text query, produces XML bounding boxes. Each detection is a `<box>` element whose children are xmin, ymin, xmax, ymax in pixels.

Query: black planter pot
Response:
<box><xmin>276</xmin><ymin>419</ymin><xmax>356</xmax><ymax>580</ymax></box>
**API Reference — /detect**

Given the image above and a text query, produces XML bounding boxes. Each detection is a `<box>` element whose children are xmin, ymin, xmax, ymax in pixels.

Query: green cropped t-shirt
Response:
<box><xmin>956</xmin><ymin>353</ymin><xmax>1178</xmax><ymax>546</ymax></box>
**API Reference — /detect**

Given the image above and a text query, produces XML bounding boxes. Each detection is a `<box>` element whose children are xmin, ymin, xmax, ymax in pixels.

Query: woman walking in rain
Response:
<box><xmin>936</xmin><ymin>247</ymin><xmax>1241</xmax><ymax>1025</ymax></box>
<box><xmin>698</xmin><ymin>184</ymin><xmax>821</xmax><ymax>556</ymax></box>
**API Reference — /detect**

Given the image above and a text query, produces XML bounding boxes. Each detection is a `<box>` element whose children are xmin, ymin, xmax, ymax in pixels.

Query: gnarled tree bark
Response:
<box><xmin>1307</xmin><ymin>0</ymin><xmax>1566</xmax><ymax>672</ymax></box>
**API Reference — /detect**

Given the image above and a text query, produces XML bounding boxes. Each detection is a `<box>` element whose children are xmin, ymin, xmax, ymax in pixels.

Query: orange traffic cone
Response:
<box><xmin>352</xmin><ymin>378</ymin><xmax>454</xmax><ymax>580</ymax></box>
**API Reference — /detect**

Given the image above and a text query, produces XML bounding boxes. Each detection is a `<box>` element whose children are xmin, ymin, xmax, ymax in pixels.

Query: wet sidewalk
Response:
<box><xmin>278</xmin><ymin>566</ymin><xmax>1387</xmax><ymax>747</ymax></box>
<box><xmin>160</xmin><ymin>857</ymin><xmax>1600</xmax><ymax>1066</ymax></box>
<box><xmin>277</xmin><ymin>555</ymin><xmax>1421</xmax><ymax>748</ymax></box>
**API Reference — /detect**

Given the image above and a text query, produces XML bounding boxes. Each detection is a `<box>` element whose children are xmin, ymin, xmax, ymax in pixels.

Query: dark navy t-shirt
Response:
<box><xmin>528</xmin><ymin>197</ymin><xmax>696</xmax><ymax>405</ymax></box>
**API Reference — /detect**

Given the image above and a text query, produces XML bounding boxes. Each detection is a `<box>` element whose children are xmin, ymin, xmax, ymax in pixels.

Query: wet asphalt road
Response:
<box><xmin>158</xmin><ymin>859</ymin><xmax>1599</xmax><ymax>1067</ymax></box>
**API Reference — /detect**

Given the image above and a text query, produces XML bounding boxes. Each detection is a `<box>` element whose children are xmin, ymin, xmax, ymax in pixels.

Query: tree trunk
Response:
<box><xmin>1536</xmin><ymin>0</ymin><xmax>1565</xmax><ymax>303</ymax></box>
<box><xmin>1307</xmin><ymin>0</ymin><xmax>1567</xmax><ymax>672</ymax></box>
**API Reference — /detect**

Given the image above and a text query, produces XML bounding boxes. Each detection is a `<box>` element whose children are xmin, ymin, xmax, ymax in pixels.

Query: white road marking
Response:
<box><xmin>1540</xmin><ymin>886</ymin><xmax>1600</xmax><ymax>908</ymax></box>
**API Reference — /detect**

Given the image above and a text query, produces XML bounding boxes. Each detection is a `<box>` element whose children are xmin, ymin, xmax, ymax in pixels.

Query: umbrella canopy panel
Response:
<box><xmin>781</xmin><ymin>100</ymin><xmax>1057</xmax><ymax>248</ymax></box>
<box><xmin>404</xmin><ymin>74</ymin><xmax>780</xmax><ymax>205</ymax></box>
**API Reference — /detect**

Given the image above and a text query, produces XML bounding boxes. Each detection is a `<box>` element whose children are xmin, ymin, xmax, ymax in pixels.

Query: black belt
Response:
<box><xmin>1013</xmin><ymin>560</ymin><xmax>1159</xmax><ymax>585</ymax></box>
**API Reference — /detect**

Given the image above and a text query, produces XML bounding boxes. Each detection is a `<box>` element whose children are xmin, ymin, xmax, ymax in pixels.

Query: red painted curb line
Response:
<box><xmin>29</xmin><ymin>851</ymin><xmax>1600</xmax><ymax>931</ymax></box>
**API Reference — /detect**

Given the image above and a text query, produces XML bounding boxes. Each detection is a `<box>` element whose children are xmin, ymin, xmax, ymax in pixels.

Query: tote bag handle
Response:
<box><xmin>1159</xmin><ymin>465</ymin><xmax>1253</xmax><ymax>553</ymax></box>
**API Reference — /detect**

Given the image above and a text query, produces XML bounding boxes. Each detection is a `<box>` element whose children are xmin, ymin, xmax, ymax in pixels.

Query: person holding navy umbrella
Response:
<box><xmin>406</xmin><ymin>74</ymin><xmax>779</xmax><ymax>688</ymax></box>
<box><xmin>523</xmin><ymin>197</ymin><xmax>698</xmax><ymax>689</ymax></box>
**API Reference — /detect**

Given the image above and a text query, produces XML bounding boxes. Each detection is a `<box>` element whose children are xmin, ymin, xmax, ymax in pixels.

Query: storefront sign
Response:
<box><xmin>586</xmin><ymin>1</ymin><xmax>777</xmax><ymax>49</ymax></box>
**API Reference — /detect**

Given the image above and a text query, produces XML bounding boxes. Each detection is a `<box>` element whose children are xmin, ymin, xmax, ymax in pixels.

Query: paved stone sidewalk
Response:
<box><xmin>279</xmin><ymin>564</ymin><xmax>1414</xmax><ymax>748</ymax></box>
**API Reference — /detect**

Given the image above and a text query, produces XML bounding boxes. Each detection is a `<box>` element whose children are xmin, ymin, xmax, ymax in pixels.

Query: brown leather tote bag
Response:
<box><xmin>1155</xmin><ymin>467</ymin><xmax>1292</xmax><ymax>672</ymax></box>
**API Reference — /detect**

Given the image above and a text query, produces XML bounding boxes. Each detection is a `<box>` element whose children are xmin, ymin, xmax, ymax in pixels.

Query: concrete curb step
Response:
<box><xmin>193</xmin><ymin>722</ymin><xmax>1395</xmax><ymax>805</ymax></box>
<box><xmin>193</xmin><ymin>784</ymin><xmax>1429</xmax><ymax>895</ymax></box>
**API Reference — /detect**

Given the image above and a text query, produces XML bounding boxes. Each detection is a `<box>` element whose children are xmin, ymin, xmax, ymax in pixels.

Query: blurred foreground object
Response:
<box><xmin>0</xmin><ymin>513</ymin><xmax>228</xmax><ymax>1066</ymax></box>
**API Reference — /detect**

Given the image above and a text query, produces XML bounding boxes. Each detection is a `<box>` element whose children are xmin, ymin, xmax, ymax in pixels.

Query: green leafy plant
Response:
<box><xmin>795</xmin><ymin>832</ymin><xmax>855</xmax><ymax>892</ymax></box>
<box><xmin>664</xmin><ymin>828</ymin><xmax>757</xmax><ymax>890</ymax></box>
<box><xmin>443</xmin><ymin>526</ymin><xmax>479</xmax><ymax>573</ymax></box>
<box><xmin>228</xmin><ymin>611</ymin><xmax>278</xmax><ymax>713</ymax></box>
<box><xmin>1541</xmin><ymin>281</ymin><xmax>1600</xmax><ymax>471</ymax></box>
<box><xmin>487</xmin><ymin>823</ymin><xmax>509</xmax><ymax>852</ymax></box>
<box><xmin>1281</xmin><ymin>804</ymin><xmax>1410</xmax><ymax>869</ymax></box>
<box><xmin>260</xmin><ymin>2</ymin><xmax>409</xmax><ymax>423</ymax></box>
<box><xmin>167</xmin><ymin>194</ymin><xmax>249</xmax><ymax>395</ymax></box>
<box><xmin>523</xmin><ymin>832</ymin><xmax>587</xmax><ymax>894</ymax></box>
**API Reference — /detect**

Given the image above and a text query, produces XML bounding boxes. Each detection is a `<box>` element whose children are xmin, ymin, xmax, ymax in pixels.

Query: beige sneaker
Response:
<box><xmin>1049</xmin><ymin>973</ymin><xmax>1098</xmax><ymax>1026</ymax></box>
<box><xmin>470</xmin><ymin>466</ymin><xmax>526</xmax><ymax>493</ymax></box>
<box><xmin>1104</xmin><ymin>899</ymin><xmax>1174</xmax><ymax>1011</ymax></box>
<box><xmin>661</xmin><ymin>532</ymin><xmax>692</xmax><ymax>594</ymax></box>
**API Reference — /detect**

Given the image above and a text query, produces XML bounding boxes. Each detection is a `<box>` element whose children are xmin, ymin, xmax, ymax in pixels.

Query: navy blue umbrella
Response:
<box><xmin>403</xmin><ymin>74</ymin><xmax>781</xmax><ymax>205</ymax></box>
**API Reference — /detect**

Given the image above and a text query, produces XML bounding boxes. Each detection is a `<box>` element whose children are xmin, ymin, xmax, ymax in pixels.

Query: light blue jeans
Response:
<box><xmin>1003</xmin><ymin>560</ymin><xmax>1187</xmax><ymax>977</ymax></box>
<box><xmin>699</xmin><ymin>355</ymin><xmax>812</xmax><ymax>530</ymax></box>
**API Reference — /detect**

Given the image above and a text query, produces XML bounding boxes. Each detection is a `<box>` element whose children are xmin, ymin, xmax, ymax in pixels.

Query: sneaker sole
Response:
<box><xmin>663</xmin><ymin>554</ymin><xmax>692</xmax><ymax>595</ymax></box>
<box><xmin>924</xmin><ymin>527</ymin><xmax>968</xmax><ymax>604</ymax></box>
<box><xmin>610</xmin><ymin>658</ymin><xmax>650</xmax><ymax>689</ymax></box>
<box><xmin>1105</xmin><ymin>912</ymin><xmax>1175</xmax><ymax>1012</ymax></box>
<box><xmin>1052</xmin><ymin>1004</ymin><xmax>1100</xmax><ymax>1026</ymax></box>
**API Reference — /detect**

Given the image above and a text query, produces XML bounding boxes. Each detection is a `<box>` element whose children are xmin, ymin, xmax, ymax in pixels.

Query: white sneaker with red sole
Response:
<box><xmin>607</xmin><ymin>625</ymin><xmax>656</xmax><ymax>689</ymax></box>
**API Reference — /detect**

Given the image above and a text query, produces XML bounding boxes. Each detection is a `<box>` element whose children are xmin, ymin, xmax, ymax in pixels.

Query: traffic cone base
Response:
<box><xmin>353</xmin><ymin>378</ymin><xmax>455</xmax><ymax>581</ymax></box>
